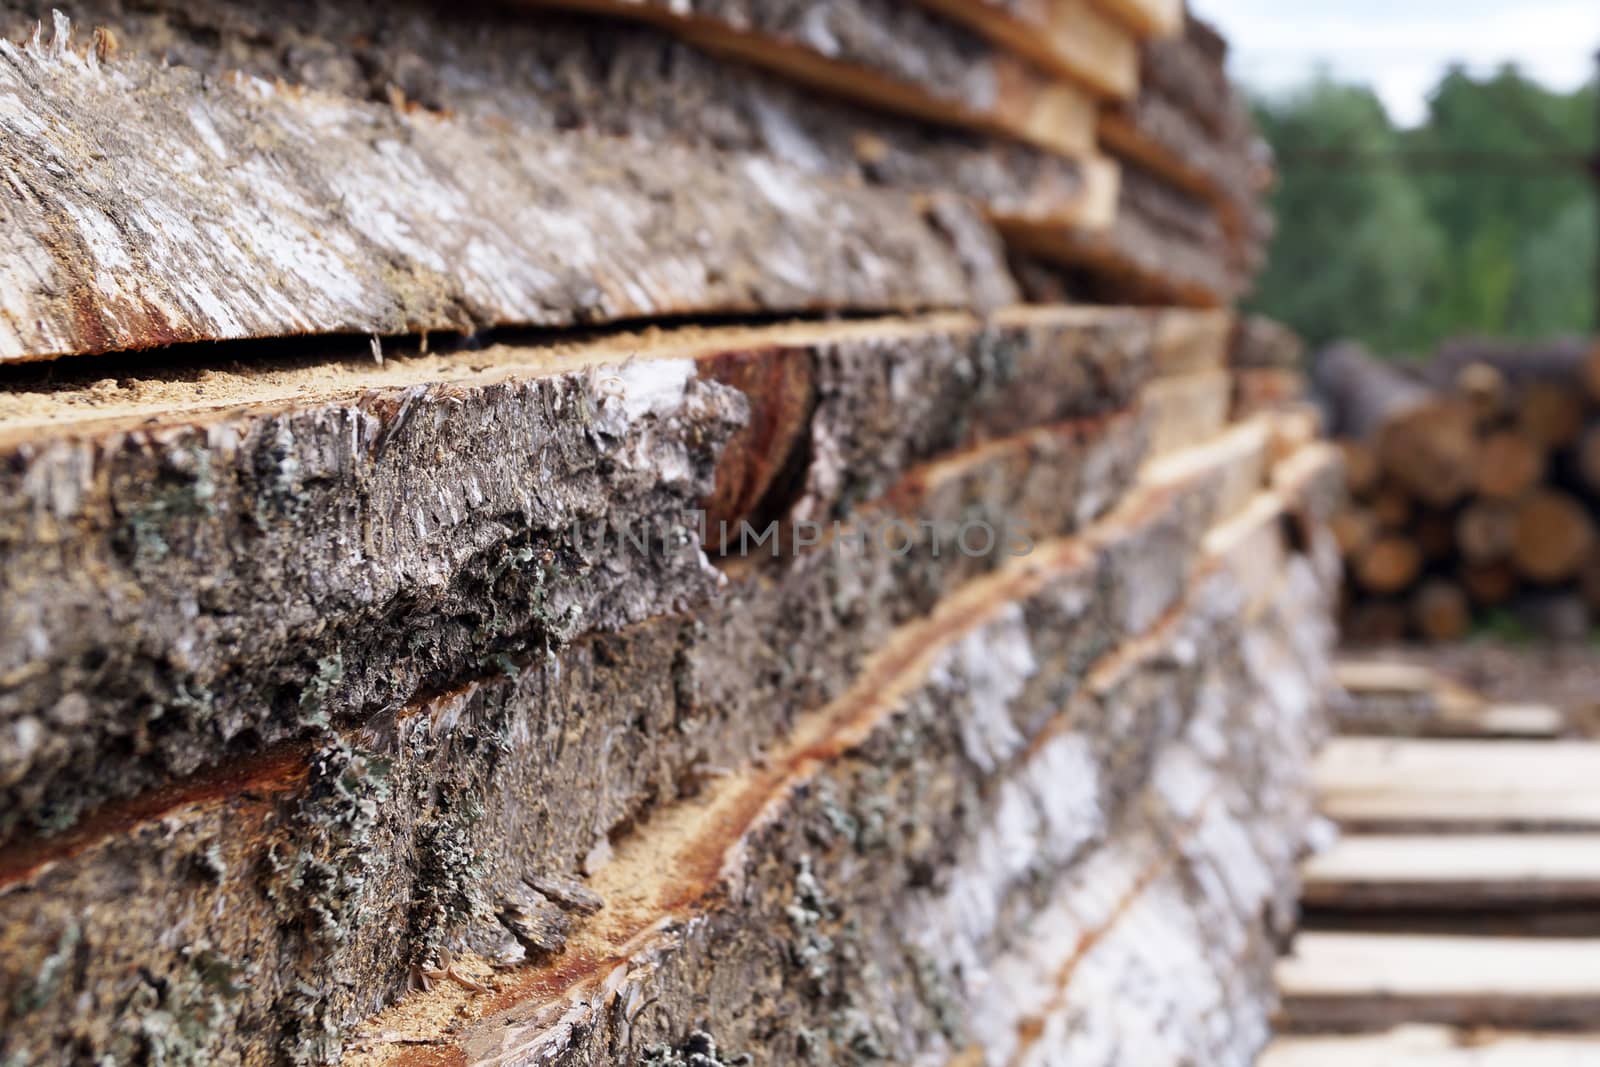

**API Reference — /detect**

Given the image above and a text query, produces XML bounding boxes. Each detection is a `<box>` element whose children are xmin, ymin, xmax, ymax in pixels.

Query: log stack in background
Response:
<box><xmin>1318</xmin><ymin>337</ymin><xmax>1600</xmax><ymax>645</ymax></box>
<box><xmin>0</xmin><ymin>3</ymin><xmax>1335</xmax><ymax>1064</ymax></box>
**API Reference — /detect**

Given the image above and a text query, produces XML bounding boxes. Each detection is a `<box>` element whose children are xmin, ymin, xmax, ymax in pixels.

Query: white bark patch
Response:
<box><xmin>938</xmin><ymin>603</ymin><xmax>1035</xmax><ymax>774</ymax></box>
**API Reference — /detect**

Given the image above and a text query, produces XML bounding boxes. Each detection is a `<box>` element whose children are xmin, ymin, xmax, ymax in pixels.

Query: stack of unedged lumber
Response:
<box><xmin>1320</xmin><ymin>338</ymin><xmax>1600</xmax><ymax>644</ymax></box>
<box><xmin>0</xmin><ymin>2</ymin><xmax>1333</xmax><ymax>1064</ymax></box>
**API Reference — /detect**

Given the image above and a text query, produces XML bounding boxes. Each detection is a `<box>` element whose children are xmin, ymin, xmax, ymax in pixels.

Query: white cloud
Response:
<box><xmin>1193</xmin><ymin>0</ymin><xmax>1600</xmax><ymax>125</ymax></box>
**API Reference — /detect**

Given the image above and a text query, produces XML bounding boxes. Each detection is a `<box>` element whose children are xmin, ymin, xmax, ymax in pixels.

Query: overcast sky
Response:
<box><xmin>1193</xmin><ymin>0</ymin><xmax>1600</xmax><ymax>125</ymax></box>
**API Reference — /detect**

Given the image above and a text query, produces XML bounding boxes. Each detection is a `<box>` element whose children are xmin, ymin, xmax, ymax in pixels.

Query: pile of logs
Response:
<box><xmin>0</xmin><ymin>2</ymin><xmax>1334</xmax><ymax>1065</ymax></box>
<box><xmin>1319</xmin><ymin>338</ymin><xmax>1600</xmax><ymax>644</ymax></box>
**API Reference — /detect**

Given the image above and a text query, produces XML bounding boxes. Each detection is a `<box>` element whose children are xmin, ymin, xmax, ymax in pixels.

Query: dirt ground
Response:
<box><xmin>1349</xmin><ymin>640</ymin><xmax>1600</xmax><ymax>722</ymax></box>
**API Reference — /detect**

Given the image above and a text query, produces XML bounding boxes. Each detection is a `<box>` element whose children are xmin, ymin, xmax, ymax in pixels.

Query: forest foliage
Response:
<box><xmin>1249</xmin><ymin>66</ymin><xmax>1597</xmax><ymax>358</ymax></box>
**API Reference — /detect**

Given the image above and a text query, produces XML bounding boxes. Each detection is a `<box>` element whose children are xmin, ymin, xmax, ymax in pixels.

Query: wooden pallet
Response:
<box><xmin>1333</xmin><ymin>659</ymin><xmax>1564</xmax><ymax>739</ymax></box>
<box><xmin>1265</xmin><ymin>668</ymin><xmax>1600</xmax><ymax>1062</ymax></box>
<box><xmin>1264</xmin><ymin>1025</ymin><xmax>1600</xmax><ymax>1066</ymax></box>
<box><xmin>1303</xmin><ymin>834</ymin><xmax>1600</xmax><ymax>910</ymax></box>
<box><xmin>1315</xmin><ymin>738</ymin><xmax>1600</xmax><ymax>832</ymax></box>
<box><xmin>1279</xmin><ymin>933</ymin><xmax>1600</xmax><ymax>1030</ymax></box>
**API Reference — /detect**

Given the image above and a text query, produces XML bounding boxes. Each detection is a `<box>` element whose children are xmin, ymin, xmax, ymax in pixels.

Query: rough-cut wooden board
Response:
<box><xmin>516</xmin><ymin>0</ymin><xmax>1100</xmax><ymax>158</ymax></box>
<box><xmin>340</xmin><ymin>469</ymin><xmax>1331</xmax><ymax>1066</ymax></box>
<box><xmin>1150</xmin><ymin>307</ymin><xmax>1236</xmax><ymax>376</ymax></box>
<box><xmin>1148</xmin><ymin>418</ymin><xmax>1269</xmax><ymax>524</ymax></box>
<box><xmin>0</xmin><ymin>307</ymin><xmax>1159</xmax><ymax>842</ymax></box>
<box><xmin>1333</xmin><ymin>661</ymin><xmax>1562</xmax><ymax>739</ymax></box>
<box><xmin>2</xmin><ymin>0</ymin><xmax>1107</xmax><ymax>233</ymax></box>
<box><xmin>1101</xmin><ymin>92</ymin><xmax>1258</xmax><ymax>242</ymax></box>
<box><xmin>1001</xmin><ymin>163</ymin><xmax>1239</xmax><ymax>307</ymax></box>
<box><xmin>1140</xmin><ymin>22</ymin><xmax>1233</xmax><ymax>137</ymax></box>
<box><xmin>1302</xmin><ymin>834</ymin><xmax>1600</xmax><ymax>910</ymax></box>
<box><xmin>1273</xmin><ymin>439</ymin><xmax>1347</xmax><ymax>525</ymax></box>
<box><xmin>0</xmin><ymin>426</ymin><xmax>1276</xmax><ymax>1064</ymax></box>
<box><xmin>0</xmin><ymin>18</ymin><xmax>1013</xmax><ymax>363</ymax></box>
<box><xmin>1263</xmin><ymin>1026</ymin><xmax>1600</xmax><ymax>1067</ymax></box>
<box><xmin>1278</xmin><ymin>933</ymin><xmax>1600</xmax><ymax>1031</ymax></box>
<box><xmin>958</xmin><ymin>613</ymin><xmax>1327</xmax><ymax>1067</ymax></box>
<box><xmin>1316</xmin><ymin>739</ymin><xmax>1600</xmax><ymax>832</ymax></box>
<box><xmin>1140</xmin><ymin>369</ymin><xmax>1234</xmax><ymax>459</ymax></box>
<box><xmin>1232</xmin><ymin>314</ymin><xmax>1308</xmax><ymax>370</ymax></box>
<box><xmin>990</xmin><ymin>152</ymin><xmax>1124</xmax><ymax>233</ymax></box>
<box><xmin>1088</xmin><ymin>0</ymin><xmax>1182</xmax><ymax>38</ymax></box>
<box><xmin>1008</xmin><ymin>215</ymin><xmax>1236</xmax><ymax>307</ymax></box>
<box><xmin>912</xmin><ymin>0</ymin><xmax>1140</xmax><ymax>99</ymax></box>
<box><xmin>1266</xmin><ymin>408</ymin><xmax>1325</xmax><ymax>467</ymax></box>
<box><xmin>0</xmin><ymin>420</ymin><xmax>1145</xmax><ymax>1066</ymax></box>
<box><xmin>1234</xmin><ymin>368</ymin><xmax>1310</xmax><ymax>419</ymax></box>
<box><xmin>1335</xmin><ymin>660</ymin><xmax>1450</xmax><ymax>696</ymax></box>
<box><xmin>1118</xmin><ymin>159</ymin><xmax>1231</xmax><ymax>247</ymax></box>
<box><xmin>1467</xmin><ymin>705</ymin><xmax>1567</xmax><ymax>739</ymax></box>
<box><xmin>1205</xmin><ymin>490</ymin><xmax>1291</xmax><ymax>618</ymax></box>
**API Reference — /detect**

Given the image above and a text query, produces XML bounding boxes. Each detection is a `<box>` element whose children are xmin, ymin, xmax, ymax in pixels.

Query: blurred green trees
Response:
<box><xmin>1249</xmin><ymin>67</ymin><xmax>1597</xmax><ymax>358</ymax></box>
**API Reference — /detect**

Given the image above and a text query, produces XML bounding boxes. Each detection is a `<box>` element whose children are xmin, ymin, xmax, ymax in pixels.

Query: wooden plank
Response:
<box><xmin>1100</xmin><ymin>92</ymin><xmax>1257</xmax><ymax>245</ymax></box>
<box><xmin>0</xmin><ymin>307</ymin><xmax>1158</xmax><ymax>843</ymax></box>
<box><xmin>340</xmin><ymin>465</ymin><xmax>1331</xmax><ymax>1066</ymax></box>
<box><xmin>519</xmin><ymin>0</ymin><xmax>1100</xmax><ymax>158</ymax></box>
<box><xmin>1303</xmin><ymin>834</ymin><xmax>1600</xmax><ymax>909</ymax></box>
<box><xmin>1143</xmin><ymin>417</ymin><xmax>1267</xmax><ymax>501</ymax></box>
<box><xmin>1316</xmin><ymin>739</ymin><xmax>1600</xmax><ymax>831</ymax></box>
<box><xmin>1232</xmin><ymin>367</ymin><xmax>1307</xmax><ymax>418</ymax></box>
<box><xmin>1332</xmin><ymin>662</ymin><xmax>1560</xmax><ymax>739</ymax></box>
<box><xmin>913</xmin><ymin>0</ymin><xmax>1140</xmax><ymax>99</ymax></box>
<box><xmin>989</xmin><ymin>154</ymin><xmax>1123</xmax><ymax>234</ymax></box>
<box><xmin>1232</xmin><ymin>315</ymin><xmax>1308</xmax><ymax>370</ymax></box>
<box><xmin>1335</xmin><ymin>660</ymin><xmax>1443</xmax><ymax>695</ymax></box>
<box><xmin>5</xmin><ymin>0</ymin><xmax>1112</xmax><ymax>236</ymax></box>
<box><xmin>1001</xmin><ymin>212</ymin><xmax>1235</xmax><ymax>308</ymax></box>
<box><xmin>1001</xmin><ymin>158</ymin><xmax>1236</xmax><ymax>300</ymax></box>
<box><xmin>1318</xmin><ymin>739</ymin><xmax>1600</xmax><ymax>792</ymax></box>
<box><xmin>1264</xmin><ymin>406</ymin><xmax>1322</xmax><ymax>465</ymax></box>
<box><xmin>1150</xmin><ymin>308</ymin><xmax>1237</xmax><ymax>376</ymax></box>
<box><xmin>1</xmin><ymin>440</ymin><xmax>1195</xmax><ymax>1066</ymax></box>
<box><xmin>1204</xmin><ymin>490</ymin><xmax>1290</xmax><ymax>617</ymax></box>
<box><xmin>1277</xmin><ymin>933</ymin><xmax>1600</xmax><ymax>1031</ymax></box>
<box><xmin>0</xmin><ymin>22</ymin><xmax>1013</xmax><ymax>363</ymax></box>
<box><xmin>1472</xmin><ymin>705</ymin><xmax>1566</xmax><ymax>739</ymax></box>
<box><xmin>1088</xmin><ymin>0</ymin><xmax>1182</xmax><ymax>38</ymax></box>
<box><xmin>1140</xmin><ymin>369</ymin><xmax>1234</xmax><ymax>459</ymax></box>
<box><xmin>1101</xmin><ymin>101</ymin><xmax>1229</xmax><ymax>204</ymax></box>
<box><xmin>1263</xmin><ymin>1026</ymin><xmax>1600</xmax><ymax>1067</ymax></box>
<box><xmin>1139</xmin><ymin>25</ymin><xmax>1233</xmax><ymax>139</ymax></box>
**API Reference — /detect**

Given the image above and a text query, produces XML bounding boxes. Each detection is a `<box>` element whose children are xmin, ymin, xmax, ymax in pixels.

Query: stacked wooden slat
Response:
<box><xmin>0</xmin><ymin>3</ymin><xmax>1322</xmax><ymax>1064</ymax></box>
<box><xmin>1263</xmin><ymin>664</ymin><xmax>1600</xmax><ymax>1063</ymax></box>
<box><xmin>1011</xmin><ymin>9</ymin><xmax>1275</xmax><ymax>308</ymax></box>
<box><xmin>1320</xmin><ymin>339</ymin><xmax>1600</xmax><ymax>644</ymax></box>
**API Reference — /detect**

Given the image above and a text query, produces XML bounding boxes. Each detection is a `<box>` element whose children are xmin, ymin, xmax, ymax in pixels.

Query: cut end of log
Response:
<box><xmin>1377</xmin><ymin>400</ymin><xmax>1480</xmax><ymax>510</ymax></box>
<box><xmin>1475</xmin><ymin>431</ymin><xmax>1544</xmax><ymax>500</ymax></box>
<box><xmin>1411</xmin><ymin>580</ymin><xmax>1471</xmax><ymax>644</ymax></box>
<box><xmin>1356</xmin><ymin>536</ymin><xmax>1425</xmax><ymax>596</ymax></box>
<box><xmin>1513</xmin><ymin>491</ymin><xmax>1597</xmax><ymax>586</ymax></box>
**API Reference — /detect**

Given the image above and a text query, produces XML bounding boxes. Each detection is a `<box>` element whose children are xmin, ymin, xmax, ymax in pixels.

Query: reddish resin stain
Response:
<box><xmin>696</xmin><ymin>345</ymin><xmax>815</xmax><ymax>532</ymax></box>
<box><xmin>0</xmin><ymin>741</ymin><xmax>310</xmax><ymax>888</ymax></box>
